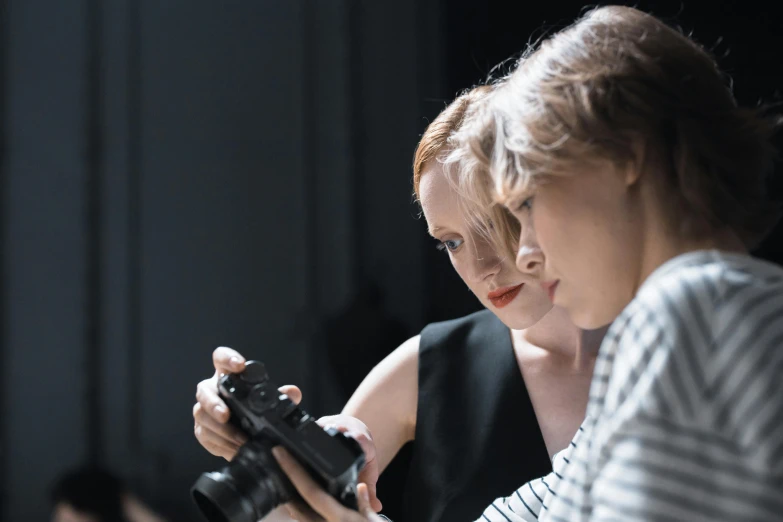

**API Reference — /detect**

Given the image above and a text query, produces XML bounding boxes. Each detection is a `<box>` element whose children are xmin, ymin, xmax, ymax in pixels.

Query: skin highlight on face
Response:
<box><xmin>418</xmin><ymin>160</ymin><xmax>554</xmax><ymax>330</ymax></box>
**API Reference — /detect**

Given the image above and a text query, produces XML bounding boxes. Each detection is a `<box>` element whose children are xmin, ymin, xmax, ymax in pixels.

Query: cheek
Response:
<box><xmin>533</xmin><ymin>195</ymin><xmax>598</xmax><ymax>283</ymax></box>
<box><xmin>536</xmin><ymin>190</ymin><xmax>627</xmax><ymax>283</ymax></box>
<box><xmin>530</xmin><ymin>202</ymin><xmax>565</xmax><ymax>260</ymax></box>
<box><xmin>448</xmin><ymin>256</ymin><xmax>472</xmax><ymax>288</ymax></box>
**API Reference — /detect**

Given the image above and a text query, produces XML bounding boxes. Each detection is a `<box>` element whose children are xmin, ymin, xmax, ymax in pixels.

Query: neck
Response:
<box><xmin>637</xmin><ymin>216</ymin><xmax>747</xmax><ymax>295</ymax></box>
<box><xmin>634</xmin><ymin>178</ymin><xmax>749</xmax><ymax>292</ymax></box>
<box><xmin>512</xmin><ymin>307</ymin><xmax>606</xmax><ymax>370</ymax></box>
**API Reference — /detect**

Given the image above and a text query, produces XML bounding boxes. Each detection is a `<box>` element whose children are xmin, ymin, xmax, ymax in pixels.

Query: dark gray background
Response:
<box><xmin>1</xmin><ymin>1</ymin><xmax>780</xmax><ymax>520</ymax></box>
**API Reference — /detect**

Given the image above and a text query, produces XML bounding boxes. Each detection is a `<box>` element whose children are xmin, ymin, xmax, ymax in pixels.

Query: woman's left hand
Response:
<box><xmin>272</xmin><ymin>447</ymin><xmax>386</xmax><ymax>522</ymax></box>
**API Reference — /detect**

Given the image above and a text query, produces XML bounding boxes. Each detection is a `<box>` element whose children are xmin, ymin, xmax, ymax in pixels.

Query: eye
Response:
<box><xmin>435</xmin><ymin>238</ymin><xmax>464</xmax><ymax>252</ymax></box>
<box><xmin>514</xmin><ymin>197</ymin><xmax>533</xmax><ymax>212</ymax></box>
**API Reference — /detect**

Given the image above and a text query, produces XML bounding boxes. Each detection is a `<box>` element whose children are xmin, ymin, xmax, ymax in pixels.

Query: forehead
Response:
<box><xmin>418</xmin><ymin>162</ymin><xmax>462</xmax><ymax>225</ymax></box>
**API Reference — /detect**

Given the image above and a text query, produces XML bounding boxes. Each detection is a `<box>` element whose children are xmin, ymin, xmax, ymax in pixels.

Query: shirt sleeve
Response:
<box><xmin>474</xmin><ymin>437</ymin><xmax>579</xmax><ymax>522</ymax></box>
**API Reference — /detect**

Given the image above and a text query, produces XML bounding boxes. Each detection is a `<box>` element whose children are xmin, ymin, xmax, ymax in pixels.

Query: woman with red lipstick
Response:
<box><xmin>193</xmin><ymin>86</ymin><xmax>604</xmax><ymax>521</ymax></box>
<box><xmin>460</xmin><ymin>6</ymin><xmax>783</xmax><ymax>521</ymax></box>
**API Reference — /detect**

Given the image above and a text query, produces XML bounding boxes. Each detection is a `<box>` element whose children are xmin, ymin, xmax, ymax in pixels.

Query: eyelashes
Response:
<box><xmin>435</xmin><ymin>238</ymin><xmax>464</xmax><ymax>252</ymax></box>
<box><xmin>514</xmin><ymin>197</ymin><xmax>533</xmax><ymax>212</ymax></box>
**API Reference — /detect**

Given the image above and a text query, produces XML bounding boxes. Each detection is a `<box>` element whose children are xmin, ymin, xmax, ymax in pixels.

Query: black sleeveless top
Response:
<box><xmin>398</xmin><ymin>310</ymin><xmax>552</xmax><ymax>522</ymax></box>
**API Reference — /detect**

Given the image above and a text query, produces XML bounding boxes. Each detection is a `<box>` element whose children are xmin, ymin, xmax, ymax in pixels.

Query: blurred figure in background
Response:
<box><xmin>50</xmin><ymin>466</ymin><xmax>167</xmax><ymax>522</ymax></box>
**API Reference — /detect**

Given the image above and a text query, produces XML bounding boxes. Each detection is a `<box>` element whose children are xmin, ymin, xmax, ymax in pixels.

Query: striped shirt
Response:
<box><xmin>477</xmin><ymin>250</ymin><xmax>783</xmax><ymax>522</ymax></box>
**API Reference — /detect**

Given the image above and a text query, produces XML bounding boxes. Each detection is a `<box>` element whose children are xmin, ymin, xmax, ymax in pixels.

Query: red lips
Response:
<box><xmin>488</xmin><ymin>284</ymin><xmax>524</xmax><ymax>308</ymax></box>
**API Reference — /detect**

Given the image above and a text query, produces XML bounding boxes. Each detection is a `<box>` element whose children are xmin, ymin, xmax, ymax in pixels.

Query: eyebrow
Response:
<box><xmin>428</xmin><ymin>226</ymin><xmax>441</xmax><ymax>237</ymax></box>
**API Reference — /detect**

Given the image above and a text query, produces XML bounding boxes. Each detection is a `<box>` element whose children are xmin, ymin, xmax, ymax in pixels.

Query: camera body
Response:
<box><xmin>191</xmin><ymin>361</ymin><xmax>366</xmax><ymax>522</ymax></box>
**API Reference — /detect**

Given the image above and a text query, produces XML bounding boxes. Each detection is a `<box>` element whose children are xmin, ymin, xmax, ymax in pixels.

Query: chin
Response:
<box><xmin>497</xmin><ymin>307</ymin><xmax>548</xmax><ymax>330</ymax></box>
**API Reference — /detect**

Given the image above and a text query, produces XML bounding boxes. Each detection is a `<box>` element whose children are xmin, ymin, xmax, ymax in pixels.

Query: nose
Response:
<box><xmin>465</xmin><ymin>238</ymin><xmax>502</xmax><ymax>284</ymax></box>
<box><xmin>516</xmin><ymin>243</ymin><xmax>544</xmax><ymax>279</ymax></box>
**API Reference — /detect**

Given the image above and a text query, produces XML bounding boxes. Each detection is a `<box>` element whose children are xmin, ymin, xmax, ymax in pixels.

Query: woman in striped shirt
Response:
<box><xmin>276</xmin><ymin>4</ymin><xmax>783</xmax><ymax>521</ymax></box>
<box><xmin>458</xmin><ymin>5</ymin><xmax>783</xmax><ymax>521</ymax></box>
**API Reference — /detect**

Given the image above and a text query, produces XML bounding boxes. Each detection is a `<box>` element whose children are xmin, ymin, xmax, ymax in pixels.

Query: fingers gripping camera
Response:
<box><xmin>192</xmin><ymin>361</ymin><xmax>366</xmax><ymax>522</ymax></box>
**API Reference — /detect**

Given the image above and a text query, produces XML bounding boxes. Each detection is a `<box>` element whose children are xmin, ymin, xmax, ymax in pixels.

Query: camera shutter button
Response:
<box><xmin>239</xmin><ymin>361</ymin><xmax>268</xmax><ymax>384</ymax></box>
<box><xmin>248</xmin><ymin>388</ymin><xmax>276</xmax><ymax>413</ymax></box>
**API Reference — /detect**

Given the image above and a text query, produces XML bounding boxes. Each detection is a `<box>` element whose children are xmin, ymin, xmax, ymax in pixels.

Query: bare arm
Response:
<box><xmin>341</xmin><ymin>335</ymin><xmax>419</xmax><ymax>474</ymax></box>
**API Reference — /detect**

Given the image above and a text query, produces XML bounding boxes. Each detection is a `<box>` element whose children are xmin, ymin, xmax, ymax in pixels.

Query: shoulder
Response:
<box><xmin>369</xmin><ymin>334</ymin><xmax>420</xmax><ymax>379</ymax></box>
<box><xmin>363</xmin><ymin>306</ymin><xmax>502</xmax><ymax>384</ymax></box>
<box><xmin>639</xmin><ymin>250</ymin><xmax>783</xmax><ymax>300</ymax></box>
<box><xmin>420</xmin><ymin>309</ymin><xmax>504</xmax><ymax>355</ymax></box>
<box><xmin>342</xmin><ymin>335</ymin><xmax>420</xmax><ymax>425</ymax></box>
<box><xmin>344</xmin><ymin>336</ymin><xmax>421</xmax><ymax>402</ymax></box>
<box><xmin>601</xmin><ymin>251</ymin><xmax>783</xmax><ymax>424</ymax></box>
<box><xmin>632</xmin><ymin>251</ymin><xmax>783</xmax><ymax>339</ymax></box>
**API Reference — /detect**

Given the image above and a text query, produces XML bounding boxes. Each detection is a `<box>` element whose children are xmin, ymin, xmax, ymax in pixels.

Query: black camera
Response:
<box><xmin>191</xmin><ymin>361</ymin><xmax>366</xmax><ymax>522</ymax></box>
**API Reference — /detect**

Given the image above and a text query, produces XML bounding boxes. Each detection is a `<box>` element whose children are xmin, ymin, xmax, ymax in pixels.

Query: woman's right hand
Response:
<box><xmin>315</xmin><ymin>414</ymin><xmax>383</xmax><ymax>513</ymax></box>
<box><xmin>193</xmin><ymin>346</ymin><xmax>302</xmax><ymax>460</ymax></box>
<box><xmin>275</xmin><ymin>448</ymin><xmax>385</xmax><ymax>522</ymax></box>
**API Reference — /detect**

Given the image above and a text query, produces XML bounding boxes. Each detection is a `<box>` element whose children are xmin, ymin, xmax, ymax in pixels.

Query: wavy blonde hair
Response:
<box><xmin>413</xmin><ymin>85</ymin><xmax>520</xmax><ymax>260</ymax></box>
<box><xmin>458</xmin><ymin>5</ymin><xmax>781</xmax><ymax>249</ymax></box>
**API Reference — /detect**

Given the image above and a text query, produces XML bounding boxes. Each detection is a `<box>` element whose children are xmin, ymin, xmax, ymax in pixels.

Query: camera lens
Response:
<box><xmin>192</xmin><ymin>472</ymin><xmax>255</xmax><ymax>522</ymax></box>
<box><xmin>191</xmin><ymin>442</ymin><xmax>296</xmax><ymax>522</ymax></box>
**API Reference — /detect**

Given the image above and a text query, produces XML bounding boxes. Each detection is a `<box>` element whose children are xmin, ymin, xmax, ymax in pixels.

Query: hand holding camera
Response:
<box><xmin>191</xmin><ymin>357</ymin><xmax>372</xmax><ymax>522</ymax></box>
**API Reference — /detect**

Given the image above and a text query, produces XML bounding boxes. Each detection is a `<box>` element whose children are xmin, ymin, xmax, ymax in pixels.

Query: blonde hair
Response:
<box><xmin>461</xmin><ymin>5</ymin><xmax>781</xmax><ymax>248</ymax></box>
<box><xmin>413</xmin><ymin>86</ymin><xmax>520</xmax><ymax>260</ymax></box>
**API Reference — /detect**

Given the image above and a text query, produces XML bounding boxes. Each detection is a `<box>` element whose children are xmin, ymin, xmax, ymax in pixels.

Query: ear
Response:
<box><xmin>624</xmin><ymin>134</ymin><xmax>648</xmax><ymax>187</ymax></box>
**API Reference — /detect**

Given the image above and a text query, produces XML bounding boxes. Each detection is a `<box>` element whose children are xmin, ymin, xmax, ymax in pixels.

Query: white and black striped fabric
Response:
<box><xmin>477</xmin><ymin>250</ymin><xmax>783</xmax><ymax>522</ymax></box>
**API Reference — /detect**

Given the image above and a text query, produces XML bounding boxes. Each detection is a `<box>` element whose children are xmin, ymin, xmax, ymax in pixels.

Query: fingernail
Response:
<box><xmin>271</xmin><ymin>447</ymin><xmax>283</xmax><ymax>459</ymax></box>
<box><xmin>215</xmin><ymin>404</ymin><xmax>227</xmax><ymax>415</ymax></box>
<box><xmin>234</xmin><ymin>434</ymin><xmax>248</xmax><ymax>445</ymax></box>
<box><xmin>361</xmin><ymin>484</ymin><xmax>370</xmax><ymax>503</ymax></box>
<box><xmin>230</xmin><ymin>356</ymin><xmax>244</xmax><ymax>368</ymax></box>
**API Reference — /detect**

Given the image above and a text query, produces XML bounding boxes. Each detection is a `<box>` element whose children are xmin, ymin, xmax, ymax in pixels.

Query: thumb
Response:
<box><xmin>357</xmin><ymin>483</ymin><xmax>374</xmax><ymax>516</ymax></box>
<box><xmin>359</xmin><ymin>460</ymin><xmax>382</xmax><ymax>512</ymax></box>
<box><xmin>367</xmin><ymin>483</ymin><xmax>383</xmax><ymax>512</ymax></box>
<box><xmin>278</xmin><ymin>385</ymin><xmax>302</xmax><ymax>405</ymax></box>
